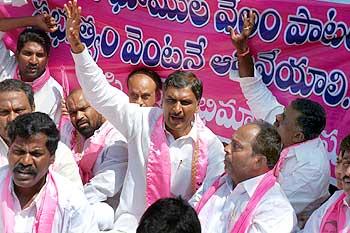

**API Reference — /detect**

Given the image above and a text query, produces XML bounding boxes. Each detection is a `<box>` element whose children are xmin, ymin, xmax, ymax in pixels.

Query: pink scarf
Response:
<box><xmin>145</xmin><ymin>115</ymin><xmax>208</xmax><ymax>207</ymax></box>
<box><xmin>77</xmin><ymin>122</ymin><xmax>115</xmax><ymax>184</ymax></box>
<box><xmin>0</xmin><ymin>168</ymin><xmax>58</xmax><ymax>233</ymax></box>
<box><xmin>320</xmin><ymin>192</ymin><xmax>348</xmax><ymax>232</ymax></box>
<box><xmin>14</xmin><ymin>66</ymin><xmax>51</xmax><ymax>92</ymax></box>
<box><xmin>196</xmin><ymin>171</ymin><xmax>277</xmax><ymax>233</ymax></box>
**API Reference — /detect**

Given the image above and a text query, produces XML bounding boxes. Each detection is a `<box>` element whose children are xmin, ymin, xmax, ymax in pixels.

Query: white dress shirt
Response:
<box><xmin>0</xmin><ymin>166</ymin><xmax>99</xmax><ymax>233</ymax></box>
<box><xmin>0</xmin><ymin>136</ymin><xmax>83</xmax><ymax>189</ymax></box>
<box><xmin>191</xmin><ymin>174</ymin><xmax>296</xmax><ymax>233</ymax></box>
<box><xmin>301</xmin><ymin>190</ymin><xmax>350</xmax><ymax>233</ymax></box>
<box><xmin>238</xmin><ymin>75</ymin><xmax>330</xmax><ymax>214</ymax></box>
<box><xmin>0</xmin><ymin>32</ymin><xmax>63</xmax><ymax>125</ymax></box>
<box><xmin>72</xmin><ymin>48</ymin><xmax>225</xmax><ymax>233</ymax></box>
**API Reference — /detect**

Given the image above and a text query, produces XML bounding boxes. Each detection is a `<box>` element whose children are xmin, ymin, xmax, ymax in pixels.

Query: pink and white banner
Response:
<box><xmin>1</xmin><ymin>0</ymin><xmax>349</xmax><ymax>183</ymax></box>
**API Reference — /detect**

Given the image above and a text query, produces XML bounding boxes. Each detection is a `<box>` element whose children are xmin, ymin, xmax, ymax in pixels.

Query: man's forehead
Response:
<box><xmin>343</xmin><ymin>150</ymin><xmax>350</xmax><ymax>159</ymax></box>
<box><xmin>20</xmin><ymin>41</ymin><xmax>46</xmax><ymax>52</ymax></box>
<box><xmin>0</xmin><ymin>91</ymin><xmax>30</xmax><ymax>105</ymax></box>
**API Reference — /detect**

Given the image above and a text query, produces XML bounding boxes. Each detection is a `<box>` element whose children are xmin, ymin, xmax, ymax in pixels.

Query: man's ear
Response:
<box><xmin>254</xmin><ymin>154</ymin><xmax>267</xmax><ymax>170</ymax></box>
<box><xmin>49</xmin><ymin>154</ymin><xmax>55</xmax><ymax>165</ymax></box>
<box><xmin>156</xmin><ymin>90</ymin><xmax>162</xmax><ymax>103</ymax></box>
<box><xmin>293</xmin><ymin>131</ymin><xmax>305</xmax><ymax>144</ymax></box>
<box><xmin>195</xmin><ymin>100</ymin><xmax>200</xmax><ymax>113</ymax></box>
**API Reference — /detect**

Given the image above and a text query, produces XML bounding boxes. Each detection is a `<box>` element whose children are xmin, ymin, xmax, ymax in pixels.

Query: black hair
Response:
<box><xmin>340</xmin><ymin>134</ymin><xmax>350</xmax><ymax>155</ymax></box>
<box><xmin>0</xmin><ymin>79</ymin><xmax>35</xmax><ymax>109</ymax></box>
<box><xmin>291</xmin><ymin>98</ymin><xmax>326</xmax><ymax>140</ymax></box>
<box><xmin>127</xmin><ymin>68</ymin><xmax>162</xmax><ymax>92</ymax></box>
<box><xmin>251</xmin><ymin>120</ymin><xmax>282</xmax><ymax>169</ymax></box>
<box><xmin>17</xmin><ymin>28</ymin><xmax>51</xmax><ymax>55</ymax></box>
<box><xmin>163</xmin><ymin>71</ymin><xmax>203</xmax><ymax>101</ymax></box>
<box><xmin>7</xmin><ymin>112</ymin><xmax>59</xmax><ymax>155</ymax></box>
<box><xmin>137</xmin><ymin>197</ymin><xmax>201</xmax><ymax>233</ymax></box>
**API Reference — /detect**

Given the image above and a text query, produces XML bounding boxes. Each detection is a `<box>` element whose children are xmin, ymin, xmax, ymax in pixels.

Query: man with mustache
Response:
<box><xmin>65</xmin><ymin>1</ymin><xmax>224</xmax><ymax>232</ymax></box>
<box><xmin>65</xmin><ymin>88</ymin><xmax>128</xmax><ymax>230</ymax></box>
<box><xmin>0</xmin><ymin>11</ymin><xmax>63</xmax><ymax>125</ymax></box>
<box><xmin>302</xmin><ymin>134</ymin><xmax>350</xmax><ymax>232</ymax></box>
<box><xmin>0</xmin><ymin>79</ymin><xmax>82</xmax><ymax>187</ymax></box>
<box><xmin>127</xmin><ymin>68</ymin><xmax>162</xmax><ymax>107</ymax></box>
<box><xmin>230</xmin><ymin>10</ymin><xmax>329</xmax><ymax>227</ymax></box>
<box><xmin>0</xmin><ymin>112</ymin><xmax>98</xmax><ymax>232</ymax></box>
<box><xmin>190</xmin><ymin>121</ymin><xmax>297</xmax><ymax>233</ymax></box>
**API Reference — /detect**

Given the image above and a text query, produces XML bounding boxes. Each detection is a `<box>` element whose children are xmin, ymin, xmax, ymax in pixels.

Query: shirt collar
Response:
<box><xmin>230</xmin><ymin>173</ymin><xmax>266</xmax><ymax>197</ymax></box>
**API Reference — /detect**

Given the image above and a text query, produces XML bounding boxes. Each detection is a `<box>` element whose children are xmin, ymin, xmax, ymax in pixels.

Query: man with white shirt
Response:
<box><xmin>65</xmin><ymin>88</ymin><xmax>128</xmax><ymax>230</ymax></box>
<box><xmin>230</xmin><ymin>11</ymin><xmax>330</xmax><ymax>225</ymax></box>
<box><xmin>0</xmin><ymin>12</ymin><xmax>63</xmax><ymax>125</ymax></box>
<box><xmin>302</xmin><ymin>134</ymin><xmax>350</xmax><ymax>232</ymax></box>
<box><xmin>0</xmin><ymin>79</ymin><xmax>82</xmax><ymax>187</ymax></box>
<box><xmin>0</xmin><ymin>112</ymin><xmax>98</xmax><ymax>233</ymax></box>
<box><xmin>65</xmin><ymin>1</ymin><xmax>224</xmax><ymax>232</ymax></box>
<box><xmin>190</xmin><ymin>120</ymin><xmax>296</xmax><ymax>233</ymax></box>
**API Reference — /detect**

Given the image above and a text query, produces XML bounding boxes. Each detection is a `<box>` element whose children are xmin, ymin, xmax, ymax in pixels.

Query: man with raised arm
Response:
<box><xmin>190</xmin><ymin>120</ymin><xmax>297</xmax><ymax>233</ymax></box>
<box><xmin>65</xmin><ymin>88</ymin><xmax>128</xmax><ymax>230</ymax></box>
<box><xmin>0</xmin><ymin>112</ymin><xmax>98</xmax><ymax>233</ymax></box>
<box><xmin>65</xmin><ymin>1</ymin><xmax>224</xmax><ymax>232</ymax></box>
<box><xmin>0</xmin><ymin>79</ymin><xmax>82</xmax><ymax>187</ymax></box>
<box><xmin>0</xmin><ymin>11</ymin><xmax>63</xmax><ymax>125</ymax></box>
<box><xmin>231</xmin><ymin>11</ymin><xmax>330</xmax><ymax>226</ymax></box>
<box><xmin>302</xmin><ymin>134</ymin><xmax>350</xmax><ymax>232</ymax></box>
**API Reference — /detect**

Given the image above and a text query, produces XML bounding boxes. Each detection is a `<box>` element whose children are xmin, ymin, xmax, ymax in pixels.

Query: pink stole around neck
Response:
<box><xmin>320</xmin><ymin>192</ymin><xmax>348</xmax><ymax>232</ymax></box>
<box><xmin>145</xmin><ymin>114</ymin><xmax>208</xmax><ymax>207</ymax></box>
<box><xmin>77</xmin><ymin>122</ymin><xmax>114</xmax><ymax>184</ymax></box>
<box><xmin>14</xmin><ymin>66</ymin><xmax>51</xmax><ymax>93</ymax></box>
<box><xmin>196</xmin><ymin>171</ymin><xmax>277</xmax><ymax>233</ymax></box>
<box><xmin>0</xmin><ymin>168</ymin><xmax>58</xmax><ymax>233</ymax></box>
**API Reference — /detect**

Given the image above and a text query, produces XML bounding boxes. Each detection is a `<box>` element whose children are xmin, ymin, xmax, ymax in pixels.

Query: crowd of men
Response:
<box><xmin>0</xmin><ymin>1</ymin><xmax>348</xmax><ymax>232</ymax></box>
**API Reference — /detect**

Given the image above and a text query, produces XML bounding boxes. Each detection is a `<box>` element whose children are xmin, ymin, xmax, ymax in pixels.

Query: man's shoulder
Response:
<box><xmin>293</xmin><ymin>137</ymin><xmax>329</xmax><ymax>167</ymax></box>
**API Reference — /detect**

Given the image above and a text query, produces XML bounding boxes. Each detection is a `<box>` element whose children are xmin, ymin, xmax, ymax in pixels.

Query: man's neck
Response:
<box><xmin>14</xmin><ymin>175</ymin><xmax>47</xmax><ymax>209</ymax></box>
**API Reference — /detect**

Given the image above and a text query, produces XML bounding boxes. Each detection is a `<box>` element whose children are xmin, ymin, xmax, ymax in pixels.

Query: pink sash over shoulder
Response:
<box><xmin>78</xmin><ymin>123</ymin><xmax>115</xmax><ymax>184</ymax></box>
<box><xmin>146</xmin><ymin>115</ymin><xmax>208</xmax><ymax>207</ymax></box>
<box><xmin>0</xmin><ymin>168</ymin><xmax>58</xmax><ymax>233</ymax></box>
<box><xmin>196</xmin><ymin>171</ymin><xmax>277</xmax><ymax>233</ymax></box>
<box><xmin>320</xmin><ymin>192</ymin><xmax>348</xmax><ymax>233</ymax></box>
<box><xmin>14</xmin><ymin>66</ymin><xmax>51</xmax><ymax>92</ymax></box>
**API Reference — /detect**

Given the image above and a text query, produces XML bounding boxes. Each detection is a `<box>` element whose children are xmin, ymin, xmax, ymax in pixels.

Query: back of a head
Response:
<box><xmin>137</xmin><ymin>197</ymin><xmax>201</xmax><ymax>233</ymax></box>
<box><xmin>291</xmin><ymin>98</ymin><xmax>326</xmax><ymax>141</ymax></box>
<box><xmin>17</xmin><ymin>28</ymin><xmax>51</xmax><ymax>55</ymax></box>
<box><xmin>0</xmin><ymin>79</ymin><xmax>35</xmax><ymax>108</ymax></box>
<box><xmin>7</xmin><ymin>112</ymin><xmax>59</xmax><ymax>155</ymax></box>
<box><xmin>251</xmin><ymin>120</ymin><xmax>282</xmax><ymax>169</ymax></box>
<box><xmin>163</xmin><ymin>71</ymin><xmax>203</xmax><ymax>101</ymax></box>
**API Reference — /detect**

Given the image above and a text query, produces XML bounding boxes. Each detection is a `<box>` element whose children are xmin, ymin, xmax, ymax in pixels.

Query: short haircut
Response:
<box><xmin>137</xmin><ymin>197</ymin><xmax>201</xmax><ymax>233</ymax></box>
<box><xmin>17</xmin><ymin>28</ymin><xmax>51</xmax><ymax>55</ymax></box>
<box><xmin>250</xmin><ymin>120</ymin><xmax>282</xmax><ymax>168</ymax></box>
<box><xmin>127</xmin><ymin>68</ymin><xmax>162</xmax><ymax>92</ymax></box>
<box><xmin>340</xmin><ymin>134</ymin><xmax>350</xmax><ymax>155</ymax></box>
<box><xmin>0</xmin><ymin>79</ymin><xmax>34</xmax><ymax>109</ymax></box>
<box><xmin>163</xmin><ymin>71</ymin><xmax>203</xmax><ymax>101</ymax></box>
<box><xmin>7</xmin><ymin>112</ymin><xmax>59</xmax><ymax>155</ymax></box>
<box><xmin>291</xmin><ymin>98</ymin><xmax>326</xmax><ymax>140</ymax></box>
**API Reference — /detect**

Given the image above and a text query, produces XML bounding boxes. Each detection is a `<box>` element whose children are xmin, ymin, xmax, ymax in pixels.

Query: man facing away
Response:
<box><xmin>0</xmin><ymin>112</ymin><xmax>98</xmax><ymax>233</ymax></box>
<box><xmin>302</xmin><ymin>134</ymin><xmax>350</xmax><ymax>232</ymax></box>
<box><xmin>230</xmin><ymin>10</ymin><xmax>330</xmax><ymax>225</ymax></box>
<box><xmin>65</xmin><ymin>88</ymin><xmax>128</xmax><ymax>230</ymax></box>
<box><xmin>0</xmin><ymin>79</ymin><xmax>82</xmax><ymax>187</ymax></box>
<box><xmin>65</xmin><ymin>1</ymin><xmax>224</xmax><ymax>232</ymax></box>
<box><xmin>0</xmin><ymin>12</ymin><xmax>63</xmax><ymax>125</ymax></box>
<box><xmin>190</xmin><ymin>120</ymin><xmax>297</xmax><ymax>233</ymax></box>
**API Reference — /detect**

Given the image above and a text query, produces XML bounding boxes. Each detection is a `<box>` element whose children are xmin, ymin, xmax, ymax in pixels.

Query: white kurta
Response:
<box><xmin>72</xmin><ymin>48</ymin><xmax>225</xmax><ymax>233</ymax></box>
<box><xmin>0</xmin><ymin>166</ymin><xmax>99</xmax><ymax>233</ymax></box>
<box><xmin>0</xmin><ymin>137</ymin><xmax>83</xmax><ymax>189</ymax></box>
<box><xmin>301</xmin><ymin>190</ymin><xmax>350</xmax><ymax>233</ymax></box>
<box><xmin>0</xmin><ymin>31</ymin><xmax>63</xmax><ymax>125</ymax></box>
<box><xmin>191</xmin><ymin>174</ymin><xmax>297</xmax><ymax>233</ymax></box>
<box><xmin>238</xmin><ymin>75</ymin><xmax>330</xmax><ymax>215</ymax></box>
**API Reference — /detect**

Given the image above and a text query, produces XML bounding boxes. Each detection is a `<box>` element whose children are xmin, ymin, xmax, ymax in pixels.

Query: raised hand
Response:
<box><xmin>230</xmin><ymin>10</ymin><xmax>256</xmax><ymax>53</ymax></box>
<box><xmin>34</xmin><ymin>13</ymin><xmax>58</xmax><ymax>33</ymax></box>
<box><xmin>64</xmin><ymin>0</ymin><xmax>84</xmax><ymax>53</ymax></box>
